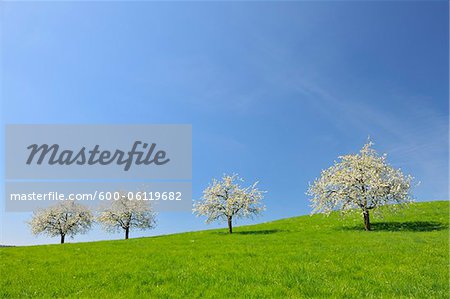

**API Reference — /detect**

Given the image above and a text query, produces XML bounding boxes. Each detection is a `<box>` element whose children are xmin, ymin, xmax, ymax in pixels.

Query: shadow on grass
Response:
<box><xmin>342</xmin><ymin>221</ymin><xmax>448</xmax><ymax>232</ymax></box>
<box><xmin>216</xmin><ymin>229</ymin><xmax>285</xmax><ymax>235</ymax></box>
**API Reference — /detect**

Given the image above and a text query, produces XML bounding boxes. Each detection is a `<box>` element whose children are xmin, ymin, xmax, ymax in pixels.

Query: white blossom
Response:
<box><xmin>29</xmin><ymin>201</ymin><xmax>93</xmax><ymax>244</ymax></box>
<box><xmin>307</xmin><ymin>139</ymin><xmax>414</xmax><ymax>230</ymax></box>
<box><xmin>97</xmin><ymin>192</ymin><xmax>157</xmax><ymax>239</ymax></box>
<box><xmin>193</xmin><ymin>174</ymin><xmax>265</xmax><ymax>233</ymax></box>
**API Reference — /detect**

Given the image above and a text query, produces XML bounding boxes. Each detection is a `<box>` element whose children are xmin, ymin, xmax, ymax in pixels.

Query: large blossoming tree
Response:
<box><xmin>193</xmin><ymin>174</ymin><xmax>265</xmax><ymax>234</ymax></box>
<box><xmin>29</xmin><ymin>201</ymin><xmax>93</xmax><ymax>244</ymax></box>
<box><xmin>97</xmin><ymin>194</ymin><xmax>157</xmax><ymax>239</ymax></box>
<box><xmin>307</xmin><ymin>140</ymin><xmax>414</xmax><ymax>231</ymax></box>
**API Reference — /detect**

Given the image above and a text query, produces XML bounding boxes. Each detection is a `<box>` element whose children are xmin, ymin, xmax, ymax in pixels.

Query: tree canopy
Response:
<box><xmin>29</xmin><ymin>201</ymin><xmax>93</xmax><ymax>243</ymax></box>
<box><xmin>97</xmin><ymin>194</ymin><xmax>157</xmax><ymax>239</ymax></box>
<box><xmin>193</xmin><ymin>174</ymin><xmax>265</xmax><ymax>233</ymax></box>
<box><xmin>307</xmin><ymin>140</ymin><xmax>414</xmax><ymax>230</ymax></box>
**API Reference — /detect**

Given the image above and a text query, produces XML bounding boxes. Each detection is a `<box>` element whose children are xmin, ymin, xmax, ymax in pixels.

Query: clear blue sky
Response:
<box><xmin>1</xmin><ymin>1</ymin><xmax>448</xmax><ymax>245</ymax></box>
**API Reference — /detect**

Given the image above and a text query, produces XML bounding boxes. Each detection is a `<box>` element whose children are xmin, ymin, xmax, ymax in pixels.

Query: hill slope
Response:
<box><xmin>1</xmin><ymin>201</ymin><xmax>449</xmax><ymax>298</ymax></box>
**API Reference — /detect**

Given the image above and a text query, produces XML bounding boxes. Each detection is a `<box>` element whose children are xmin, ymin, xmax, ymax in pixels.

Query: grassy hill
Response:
<box><xmin>1</xmin><ymin>201</ymin><xmax>448</xmax><ymax>298</ymax></box>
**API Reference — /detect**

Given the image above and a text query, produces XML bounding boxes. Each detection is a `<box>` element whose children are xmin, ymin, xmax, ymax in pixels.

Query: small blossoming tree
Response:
<box><xmin>29</xmin><ymin>201</ymin><xmax>93</xmax><ymax>244</ymax></box>
<box><xmin>97</xmin><ymin>194</ymin><xmax>157</xmax><ymax>239</ymax></box>
<box><xmin>193</xmin><ymin>174</ymin><xmax>265</xmax><ymax>234</ymax></box>
<box><xmin>307</xmin><ymin>139</ymin><xmax>414</xmax><ymax>231</ymax></box>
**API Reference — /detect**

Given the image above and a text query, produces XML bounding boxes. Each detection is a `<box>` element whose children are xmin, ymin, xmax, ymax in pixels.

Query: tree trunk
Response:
<box><xmin>60</xmin><ymin>234</ymin><xmax>65</xmax><ymax>244</ymax></box>
<box><xmin>363</xmin><ymin>210</ymin><xmax>371</xmax><ymax>231</ymax></box>
<box><xmin>227</xmin><ymin>216</ymin><xmax>233</xmax><ymax>234</ymax></box>
<box><xmin>125</xmin><ymin>227</ymin><xmax>129</xmax><ymax>239</ymax></box>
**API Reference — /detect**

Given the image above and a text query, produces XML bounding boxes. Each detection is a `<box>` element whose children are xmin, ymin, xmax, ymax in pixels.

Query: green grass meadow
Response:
<box><xmin>1</xmin><ymin>201</ymin><xmax>448</xmax><ymax>298</ymax></box>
